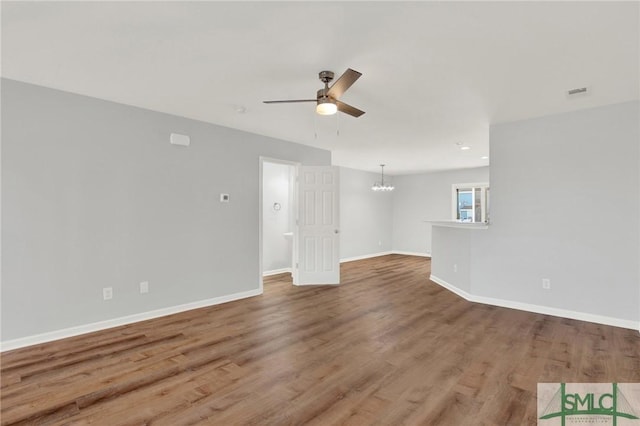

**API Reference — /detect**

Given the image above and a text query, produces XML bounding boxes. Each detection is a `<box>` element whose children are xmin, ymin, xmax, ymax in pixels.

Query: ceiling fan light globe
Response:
<box><xmin>316</xmin><ymin>100</ymin><xmax>337</xmax><ymax>115</ymax></box>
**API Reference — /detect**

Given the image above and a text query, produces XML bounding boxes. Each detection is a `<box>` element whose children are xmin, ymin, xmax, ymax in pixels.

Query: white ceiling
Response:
<box><xmin>2</xmin><ymin>1</ymin><xmax>638</xmax><ymax>175</ymax></box>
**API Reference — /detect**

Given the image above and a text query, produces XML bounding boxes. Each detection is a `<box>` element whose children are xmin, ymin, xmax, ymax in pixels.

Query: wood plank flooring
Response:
<box><xmin>1</xmin><ymin>255</ymin><xmax>639</xmax><ymax>425</ymax></box>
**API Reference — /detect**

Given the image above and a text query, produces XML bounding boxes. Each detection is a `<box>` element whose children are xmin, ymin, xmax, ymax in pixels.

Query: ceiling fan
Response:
<box><xmin>263</xmin><ymin>68</ymin><xmax>365</xmax><ymax>117</ymax></box>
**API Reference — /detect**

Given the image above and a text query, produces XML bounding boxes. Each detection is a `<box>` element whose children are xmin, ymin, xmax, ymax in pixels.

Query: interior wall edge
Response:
<box><xmin>430</xmin><ymin>275</ymin><xmax>639</xmax><ymax>332</ymax></box>
<box><xmin>0</xmin><ymin>288</ymin><xmax>262</xmax><ymax>353</ymax></box>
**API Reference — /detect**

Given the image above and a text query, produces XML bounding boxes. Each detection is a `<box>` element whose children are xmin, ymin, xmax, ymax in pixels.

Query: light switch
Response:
<box><xmin>220</xmin><ymin>193</ymin><xmax>230</xmax><ymax>202</ymax></box>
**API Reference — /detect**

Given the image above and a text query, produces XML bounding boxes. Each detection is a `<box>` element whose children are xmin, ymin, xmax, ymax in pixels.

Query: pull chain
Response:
<box><xmin>314</xmin><ymin>109</ymin><xmax>318</xmax><ymax>139</ymax></box>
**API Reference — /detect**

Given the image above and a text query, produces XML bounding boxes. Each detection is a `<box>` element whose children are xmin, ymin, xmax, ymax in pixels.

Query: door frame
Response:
<box><xmin>258</xmin><ymin>157</ymin><xmax>300</xmax><ymax>293</ymax></box>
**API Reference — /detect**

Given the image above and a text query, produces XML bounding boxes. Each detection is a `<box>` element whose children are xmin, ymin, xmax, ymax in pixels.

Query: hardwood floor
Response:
<box><xmin>1</xmin><ymin>255</ymin><xmax>639</xmax><ymax>425</ymax></box>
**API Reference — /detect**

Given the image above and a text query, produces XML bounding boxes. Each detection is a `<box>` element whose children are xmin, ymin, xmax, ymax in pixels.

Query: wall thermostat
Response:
<box><xmin>220</xmin><ymin>193</ymin><xmax>230</xmax><ymax>202</ymax></box>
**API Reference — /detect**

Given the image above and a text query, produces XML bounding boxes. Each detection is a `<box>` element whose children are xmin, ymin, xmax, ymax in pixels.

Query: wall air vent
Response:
<box><xmin>566</xmin><ymin>87</ymin><xmax>590</xmax><ymax>99</ymax></box>
<box><xmin>567</xmin><ymin>87</ymin><xmax>587</xmax><ymax>95</ymax></box>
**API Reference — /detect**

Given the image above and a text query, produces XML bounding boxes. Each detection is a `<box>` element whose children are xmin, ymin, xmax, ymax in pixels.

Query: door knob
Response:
<box><xmin>334</xmin><ymin>229</ymin><xmax>340</xmax><ymax>234</ymax></box>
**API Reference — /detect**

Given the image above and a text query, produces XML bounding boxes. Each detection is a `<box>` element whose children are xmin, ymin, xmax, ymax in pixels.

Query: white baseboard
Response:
<box><xmin>340</xmin><ymin>251</ymin><xmax>393</xmax><ymax>263</ymax></box>
<box><xmin>294</xmin><ymin>282</ymin><xmax>340</xmax><ymax>286</ymax></box>
<box><xmin>429</xmin><ymin>275</ymin><xmax>639</xmax><ymax>331</ymax></box>
<box><xmin>340</xmin><ymin>251</ymin><xmax>432</xmax><ymax>263</ymax></box>
<box><xmin>429</xmin><ymin>275</ymin><xmax>473</xmax><ymax>300</ymax></box>
<box><xmin>392</xmin><ymin>250</ymin><xmax>431</xmax><ymax>258</ymax></box>
<box><xmin>263</xmin><ymin>268</ymin><xmax>292</xmax><ymax>277</ymax></box>
<box><xmin>0</xmin><ymin>288</ymin><xmax>262</xmax><ymax>352</ymax></box>
<box><xmin>0</xmin><ymin>253</ymin><xmax>429</xmax><ymax>351</ymax></box>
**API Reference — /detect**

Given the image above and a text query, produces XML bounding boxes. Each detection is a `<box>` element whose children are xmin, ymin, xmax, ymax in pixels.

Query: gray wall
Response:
<box><xmin>472</xmin><ymin>101</ymin><xmax>639</xmax><ymax>322</ymax></box>
<box><xmin>339</xmin><ymin>167</ymin><xmax>393</xmax><ymax>259</ymax></box>
<box><xmin>391</xmin><ymin>167</ymin><xmax>490</xmax><ymax>255</ymax></box>
<box><xmin>4</xmin><ymin>78</ymin><xmax>636</xmax><ymax>342</ymax></box>
<box><xmin>1</xmin><ymin>79</ymin><xmax>331</xmax><ymax>341</ymax></box>
<box><xmin>430</xmin><ymin>226</ymin><xmax>472</xmax><ymax>293</ymax></box>
<box><xmin>432</xmin><ymin>101</ymin><xmax>639</xmax><ymax>324</ymax></box>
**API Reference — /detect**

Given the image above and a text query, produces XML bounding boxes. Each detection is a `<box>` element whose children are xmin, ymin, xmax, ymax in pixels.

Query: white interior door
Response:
<box><xmin>295</xmin><ymin>166</ymin><xmax>340</xmax><ymax>285</ymax></box>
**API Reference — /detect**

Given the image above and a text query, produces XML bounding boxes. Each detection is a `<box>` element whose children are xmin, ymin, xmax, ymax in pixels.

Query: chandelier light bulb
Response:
<box><xmin>371</xmin><ymin>164</ymin><xmax>394</xmax><ymax>192</ymax></box>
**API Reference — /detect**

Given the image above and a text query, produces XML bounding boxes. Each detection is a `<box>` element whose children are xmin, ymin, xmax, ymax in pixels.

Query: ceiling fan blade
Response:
<box><xmin>263</xmin><ymin>99</ymin><xmax>316</xmax><ymax>104</ymax></box>
<box><xmin>327</xmin><ymin>68</ymin><xmax>362</xmax><ymax>99</ymax></box>
<box><xmin>337</xmin><ymin>101</ymin><xmax>365</xmax><ymax>118</ymax></box>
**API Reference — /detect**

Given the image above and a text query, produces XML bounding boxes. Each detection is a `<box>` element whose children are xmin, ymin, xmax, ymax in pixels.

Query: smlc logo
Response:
<box><xmin>538</xmin><ymin>383</ymin><xmax>640</xmax><ymax>425</ymax></box>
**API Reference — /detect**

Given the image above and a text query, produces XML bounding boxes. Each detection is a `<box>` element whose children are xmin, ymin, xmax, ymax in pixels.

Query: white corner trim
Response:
<box><xmin>263</xmin><ymin>268</ymin><xmax>292</xmax><ymax>277</ymax></box>
<box><xmin>340</xmin><ymin>252</ymin><xmax>393</xmax><ymax>263</ymax></box>
<box><xmin>429</xmin><ymin>275</ymin><xmax>473</xmax><ymax>300</ymax></box>
<box><xmin>429</xmin><ymin>275</ymin><xmax>639</xmax><ymax>331</ymax></box>
<box><xmin>0</xmin><ymin>288</ymin><xmax>262</xmax><ymax>352</ymax></box>
<box><xmin>392</xmin><ymin>250</ymin><xmax>431</xmax><ymax>258</ymax></box>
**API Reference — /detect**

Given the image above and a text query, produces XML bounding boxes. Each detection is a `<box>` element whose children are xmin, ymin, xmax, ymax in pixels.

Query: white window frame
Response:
<box><xmin>451</xmin><ymin>182</ymin><xmax>489</xmax><ymax>223</ymax></box>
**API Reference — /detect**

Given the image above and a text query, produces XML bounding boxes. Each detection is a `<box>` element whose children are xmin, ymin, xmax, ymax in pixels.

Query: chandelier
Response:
<box><xmin>371</xmin><ymin>164</ymin><xmax>394</xmax><ymax>191</ymax></box>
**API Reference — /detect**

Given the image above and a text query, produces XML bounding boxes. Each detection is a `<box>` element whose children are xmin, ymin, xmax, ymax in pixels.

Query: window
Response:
<box><xmin>452</xmin><ymin>183</ymin><xmax>489</xmax><ymax>223</ymax></box>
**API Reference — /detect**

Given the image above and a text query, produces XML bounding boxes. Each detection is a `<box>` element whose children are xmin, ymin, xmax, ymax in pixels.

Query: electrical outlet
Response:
<box><xmin>453</xmin><ymin>264</ymin><xmax>458</xmax><ymax>273</ymax></box>
<box><xmin>542</xmin><ymin>278</ymin><xmax>551</xmax><ymax>290</ymax></box>
<box><xmin>378</xmin><ymin>240</ymin><xmax>382</xmax><ymax>246</ymax></box>
<box><xmin>103</xmin><ymin>287</ymin><xmax>113</xmax><ymax>300</ymax></box>
<box><xmin>140</xmin><ymin>281</ymin><xmax>149</xmax><ymax>294</ymax></box>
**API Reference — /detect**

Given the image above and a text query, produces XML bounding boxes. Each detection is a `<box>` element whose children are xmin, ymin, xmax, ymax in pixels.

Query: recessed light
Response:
<box><xmin>481</xmin><ymin>156</ymin><xmax>489</xmax><ymax>160</ymax></box>
<box><xmin>460</xmin><ymin>146</ymin><xmax>471</xmax><ymax>151</ymax></box>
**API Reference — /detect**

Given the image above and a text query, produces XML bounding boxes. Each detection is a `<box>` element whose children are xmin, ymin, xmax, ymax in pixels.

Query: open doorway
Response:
<box><xmin>260</xmin><ymin>158</ymin><xmax>298</xmax><ymax>290</ymax></box>
<box><xmin>259</xmin><ymin>159</ymin><xmax>341</xmax><ymax>291</ymax></box>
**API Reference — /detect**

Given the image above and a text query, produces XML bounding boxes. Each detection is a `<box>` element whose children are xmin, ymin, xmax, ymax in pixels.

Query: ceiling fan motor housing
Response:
<box><xmin>319</xmin><ymin>70</ymin><xmax>335</xmax><ymax>84</ymax></box>
<box><xmin>317</xmin><ymin>88</ymin><xmax>332</xmax><ymax>102</ymax></box>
